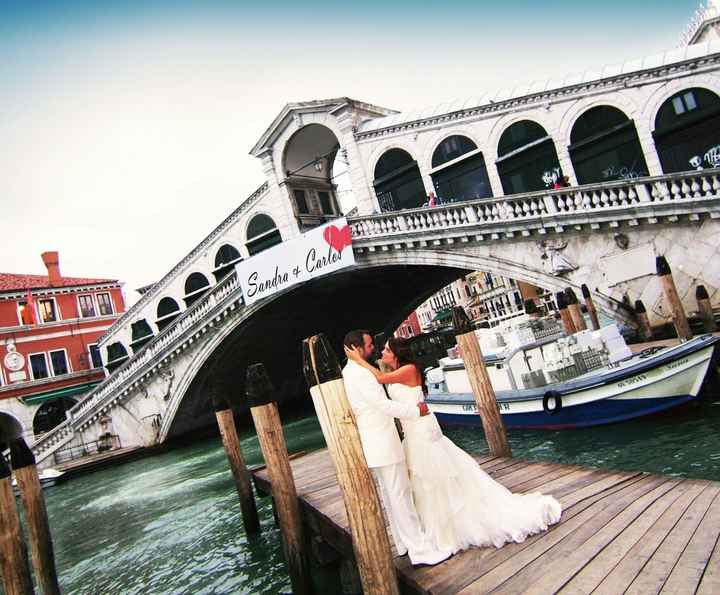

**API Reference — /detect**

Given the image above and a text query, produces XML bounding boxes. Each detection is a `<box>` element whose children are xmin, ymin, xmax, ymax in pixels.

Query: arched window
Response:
<box><xmin>569</xmin><ymin>106</ymin><xmax>648</xmax><ymax>184</ymax></box>
<box><xmin>431</xmin><ymin>136</ymin><xmax>492</xmax><ymax>202</ymax></box>
<box><xmin>105</xmin><ymin>342</ymin><xmax>129</xmax><ymax>373</ymax></box>
<box><xmin>373</xmin><ymin>149</ymin><xmax>426</xmax><ymax>211</ymax></box>
<box><xmin>183</xmin><ymin>272</ymin><xmax>211</xmax><ymax>307</ymax></box>
<box><xmin>246</xmin><ymin>214</ymin><xmax>282</xmax><ymax>256</ymax></box>
<box><xmin>156</xmin><ymin>297</ymin><xmax>181</xmax><ymax>331</ymax></box>
<box><xmin>0</xmin><ymin>412</ymin><xmax>23</xmax><ymax>451</ymax></box>
<box><xmin>213</xmin><ymin>244</ymin><xmax>242</xmax><ymax>282</ymax></box>
<box><xmin>33</xmin><ymin>397</ymin><xmax>77</xmax><ymax>436</ymax></box>
<box><xmin>496</xmin><ymin>121</ymin><xmax>563</xmax><ymax>194</ymax></box>
<box><xmin>653</xmin><ymin>88</ymin><xmax>720</xmax><ymax>173</ymax></box>
<box><xmin>129</xmin><ymin>319</ymin><xmax>154</xmax><ymax>353</ymax></box>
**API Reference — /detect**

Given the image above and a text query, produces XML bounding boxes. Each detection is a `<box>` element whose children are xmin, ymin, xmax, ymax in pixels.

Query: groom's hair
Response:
<box><xmin>343</xmin><ymin>329</ymin><xmax>370</xmax><ymax>350</ymax></box>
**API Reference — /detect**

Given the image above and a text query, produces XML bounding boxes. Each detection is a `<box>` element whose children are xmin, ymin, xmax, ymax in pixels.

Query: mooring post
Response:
<box><xmin>656</xmin><ymin>256</ymin><xmax>692</xmax><ymax>342</ymax></box>
<box><xmin>0</xmin><ymin>455</ymin><xmax>33</xmax><ymax>595</ymax></box>
<box><xmin>10</xmin><ymin>438</ymin><xmax>60</xmax><ymax>595</ymax></box>
<box><xmin>302</xmin><ymin>334</ymin><xmax>399</xmax><ymax>595</ymax></box>
<box><xmin>555</xmin><ymin>291</ymin><xmax>576</xmax><ymax>335</ymax></box>
<box><xmin>212</xmin><ymin>387</ymin><xmax>260</xmax><ymax>536</ymax></box>
<box><xmin>247</xmin><ymin>364</ymin><xmax>311</xmax><ymax>595</ymax></box>
<box><xmin>564</xmin><ymin>288</ymin><xmax>587</xmax><ymax>332</ymax></box>
<box><xmin>581</xmin><ymin>284</ymin><xmax>600</xmax><ymax>330</ymax></box>
<box><xmin>696</xmin><ymin>285</ymin><xmax>717</xmax><ymax>333</ymax></box>
<box><xmin>634</xmin><ymin>300</ymin><xmax>654</xmax><ymax>341</ymax></box>
<box><xmin>452</xmin><ymin>307</ymin><xmax>512</xmax><ymax>457</ymax></box>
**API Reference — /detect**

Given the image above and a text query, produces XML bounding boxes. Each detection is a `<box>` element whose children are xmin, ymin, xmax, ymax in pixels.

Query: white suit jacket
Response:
<box><xmin>342</xmin><ymin>360</ymin><xmax>420</xmax><ymax>468</ymax></box>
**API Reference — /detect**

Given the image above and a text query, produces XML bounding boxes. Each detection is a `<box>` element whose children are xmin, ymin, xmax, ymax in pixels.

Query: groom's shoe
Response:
<box><xmin>410</xmin><ymin>548</ymin><xmax>452</xmax><ymax>567</ymax></box>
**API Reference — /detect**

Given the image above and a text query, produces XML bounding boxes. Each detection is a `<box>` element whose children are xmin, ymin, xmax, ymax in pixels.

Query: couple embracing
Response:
<box><xmin>341</xmin><ymin>330</ymin><xmax>562</xmax><ymax>566</ymax></box>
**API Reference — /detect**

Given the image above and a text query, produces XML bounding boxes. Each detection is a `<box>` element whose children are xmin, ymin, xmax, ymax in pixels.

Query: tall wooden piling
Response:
<box><xmin>0</xmin><ymin>455</ymin><xmax>33</xmax><ymax>595</ymax></box>
<box><xmin>247</xmin><ymin>364</ymin><xmax>311</xmax><ymax>595</ymax></box>
<box><xmin>656</xmin><ymin>256</ymin><xmax>692</xmax><ymax>342</ymax></box>
<box><xmin>581</xmin><ymin>284</ymin><xmax>600</xmax><ymax>330</ymax></box>
<box><xmin>10</xmin><ymin>438</ymin><xmax>59</xmax><ymax>595</ymax></box>
<box><xmin>212</xmin><ymin>388</ymin><xmax>260</xmax><ymax>536</ymax></box>
<box><xmin>634</xmin><ymin>300</ymin><xmax>654</xmax><ymax>341</ymax></box>
<box><xmin>564</xmin><ymin>288</ymin><xmax>587</xmax><ymax>332</ymax></box>
<box><xmin>696</xmin><ymin>285</ymin><xmax>717</xmax><ymax>333</ymax></box>
<box><xmin>555</xmin><ymin>291</ymin><xmax>576</xmax><ymax>335</ymax></box>
<box><xmin>303</xmin><ymin>334</ymin><xmax>399</xmax><ymax>595</ymax></box>
<box><xmin>452</xmin><ymin>307</ymin><xmax>511</xmax><ymax>458</ymax></box>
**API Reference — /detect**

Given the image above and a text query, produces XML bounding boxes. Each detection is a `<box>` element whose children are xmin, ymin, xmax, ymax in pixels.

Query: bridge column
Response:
<box><xmin>554</xmin><ymin>143</ymin><xmax>578</xmax><ymax>186</ymax></box>
<box><xmin>258</xmin><ymin>150</ymin><xmax>301</xmax><ymax>240</ymax></box>
<box><xmin>634</xmin><ymin>118</ymin><xmax>663</xmax><ymax>177</ymax></box>
<box><xmin>336</xmin><ymin>114</ymin><xmax>376</xmax><ymax>216</ymax></box>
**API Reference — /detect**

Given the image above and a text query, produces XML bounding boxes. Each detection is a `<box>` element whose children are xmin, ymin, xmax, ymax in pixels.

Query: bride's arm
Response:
<box><xmin>344</xmin><ymin>346</ymin><xmax>416</xmax><ymax>385</ymax></box>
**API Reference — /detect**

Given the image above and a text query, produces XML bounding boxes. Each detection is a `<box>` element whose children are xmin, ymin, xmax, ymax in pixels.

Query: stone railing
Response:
<box><xmin>349</xmin><ymin>169</ymin><xmax>720</xmax><ymax>241</ymax></box>
<box><xmin>679</xmin><ymin>2</ymin><xmax>720</xmax><ymax>46</ymax></box>
<box><xmin>31</xmin><ymin>272</ymin><xmax>244</xmax><ymax>460</ymax></box>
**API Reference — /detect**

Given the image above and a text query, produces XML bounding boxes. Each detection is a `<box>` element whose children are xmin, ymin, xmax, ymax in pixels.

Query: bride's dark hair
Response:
<box><xmin>387</xmin><ymin>337</ymin><xmax>428</xmax><ymax>396</ymax></box>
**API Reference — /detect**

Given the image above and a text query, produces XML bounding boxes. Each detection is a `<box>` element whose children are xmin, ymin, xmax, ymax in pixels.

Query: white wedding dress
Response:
<box><xmin>388</xmin><ymin>383</ymin><xmax>562</xmax><ymax>554</ymax></box>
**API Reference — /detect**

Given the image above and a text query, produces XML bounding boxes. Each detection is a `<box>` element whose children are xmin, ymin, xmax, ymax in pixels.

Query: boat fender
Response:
<box><xmin>543</xmin><ymin>390</ymin><xmax>562</xmax><ymax>414</ymax></box>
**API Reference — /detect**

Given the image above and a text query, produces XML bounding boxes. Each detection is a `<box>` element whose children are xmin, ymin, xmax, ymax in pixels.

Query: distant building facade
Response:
<box><xmin>0</xmin><ymin>252</ymin><xmax>124</xmax><ymax>446</ymax></box>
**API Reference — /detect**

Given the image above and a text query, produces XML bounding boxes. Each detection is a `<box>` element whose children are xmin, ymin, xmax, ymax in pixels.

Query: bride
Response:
<box><xmin>345</xmin><ymin>337</ymin><xmax>562</xmax><ymax>554</ymax></box>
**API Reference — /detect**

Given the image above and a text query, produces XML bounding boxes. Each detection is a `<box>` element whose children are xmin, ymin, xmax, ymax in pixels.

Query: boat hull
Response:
<box><xmin>427</xmin><ymin>335</ymin><xmax>718</xmax><ymax>430</ymax></box>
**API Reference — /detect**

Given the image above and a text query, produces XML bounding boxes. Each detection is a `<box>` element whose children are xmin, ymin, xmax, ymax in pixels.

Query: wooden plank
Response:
<box><xmin>696</xmin><ymin>530</ymin><xmax>720</xmax><ymax>595</ymax></box>
<box><xmin>487</xmin><ymin>476</ymin><xmax>677</xmax><ymax>595</ymax></box>
<box><xmin>497</xmin><ymin>462</ymin><xmax>564</xmax><ymax>489</ymax></box>
<box><xmin>592</xmin><ymin>480</ymin><xmax>710</xmax><ymax>595</ymax></box>
<box><xmin>625</xmin><ymin>484</ymin><xmax>719</xmax><ymax>594</ymax></box>
<box><xmin>558</xmin><ymin>479</ymin><xmax>696</xmax><ymax>594</ymax></box>
<box><xmin>507</xmin><ymin>465</ymin><xmax>579</xmax><ymax>493</ymax></box>
<box><xmin>410</xmin><ymin>473</ymin><xmax>649</xmax><ymax>594</ymax></box>
<box><xmin>455</xmin><ymin>475</ymin><xmax>666</xmax><ymax>594</ymax></box>
<box><xmin>491</xmin><ymin>460</ymin><xmax>543</xmax><ymax>479</ymax></box>
<box><xmin>661</xmin><ymin>488</ymin><xmax>720</xmax><ymax>594</ymax></box>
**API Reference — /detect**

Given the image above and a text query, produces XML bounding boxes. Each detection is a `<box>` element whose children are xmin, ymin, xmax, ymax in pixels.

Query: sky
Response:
<box><xmin>0</xmin><ymin>0</ymin><xmax>704</xmax><ymax>306</ymax></box>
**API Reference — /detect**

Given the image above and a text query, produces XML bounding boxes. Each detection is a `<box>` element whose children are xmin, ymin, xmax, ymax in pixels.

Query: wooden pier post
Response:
<box><xmin>452</xmin><ymin>307</ymin><xmax>512</xmax><ymax>458</ymax></box>
<box><xmin>247</xmin><ymin>364</ymin><xmax>311</xmax><ymax>595</ymax></box>
<box><xmin>564</xmin><ymin>288</ymin><xmax>587</xmax><ymax>332</ymax></box>
<box><xmin>212</xmin><ymin>388</ymin><xmax>260</xmax><ymax>536</ymax></box>
<box><xmin>302</xmin><ymin>334</ymin><xmax>399</xmax><ymax>595</ymax></box>
<box><xmin>656</xmin><ymin>256</ymin><xmax>692</xmax><ymax>342</ymax></box>
<box><xmin>10</xmin><ymin>438</ymin><xmax>60</xmax><ymax>595</ymax></box>
<box><xmin>634</xmin><ymin>300</ymin><xmax>654</xmax><ymax>341</ymax></box>
<box><xmin>0</xmin><ymin>455</ymin><xmax>33</xmax><ymax>595</ymax></box>
<box><xmin>581</xmin><ymin>284</ymin><xmax>600</xmax><ymax>330</ymax></box>
<box><xmin>555</xmin><ymin>291</ymin><xmax>576</xmax><ymax>335</ymax></box>
<box><xmin>696</xmin><ymin>285</ymin><xmax>717</xmax><ymax>333</ymax></box>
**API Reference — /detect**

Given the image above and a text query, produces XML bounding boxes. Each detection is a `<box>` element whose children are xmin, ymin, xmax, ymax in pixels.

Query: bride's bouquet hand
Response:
<box><xmin>344</xmin><ymin>345</ymin><xmax>364</xmax><ymax>363</ymax></box>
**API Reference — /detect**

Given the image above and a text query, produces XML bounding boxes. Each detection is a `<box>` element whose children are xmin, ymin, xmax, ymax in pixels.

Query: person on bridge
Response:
<box><xmin>342</xmin><ymin>330</ymin><xmax>452</xmax><ymax>566</ymax></box>
<box><xmin>345</xmin><ymin>337</ymin><xmax>562</xmax><ymax>555</ymax></box>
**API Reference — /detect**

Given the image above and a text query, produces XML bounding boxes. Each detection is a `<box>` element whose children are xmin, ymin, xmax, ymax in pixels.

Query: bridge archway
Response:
<box><xmin>373</xmin><ymin>148</ymin><xmax>426</xmax><ymax>211</ymax></box>
<box><xmin>159</xmin><ymin>247</ymin><xmax>632</xmax><ymax>442</ymax></box>
<box><xmin>33</xmin><ymin>397</ymin><xmax>77</xmax><ymax>437</ymax></box>
<box><xmin>282</xmin><ymin>124</ymin><xmax>343</xmax><ymax>227</ymax></box>
<box><xmin>430</xmin><ymin>135</ymin><xmax>493</xmax><ymax>202</ymax></box>
<box><xmin>653</xmin><ymin>87</ymin><xmax>720</xmax><ymax>173</ymax></box>
<box><xmin>0</xmin><ymin>411</ymin><xmax>23</xmax><ymax>450</ymax></box>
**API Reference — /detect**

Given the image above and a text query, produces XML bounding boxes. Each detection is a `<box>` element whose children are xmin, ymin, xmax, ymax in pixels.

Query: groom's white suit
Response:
<box><xmin>343</xmin><ymin>359</ymin><xmax>450</xmax><ymax>565</ymax></box>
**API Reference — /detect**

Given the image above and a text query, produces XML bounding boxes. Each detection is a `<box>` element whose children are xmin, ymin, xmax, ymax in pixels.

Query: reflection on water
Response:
<box><xmin>39</xmin><ymin>388</ymin><xmax>719</xmax><ymax>593</ymax></box>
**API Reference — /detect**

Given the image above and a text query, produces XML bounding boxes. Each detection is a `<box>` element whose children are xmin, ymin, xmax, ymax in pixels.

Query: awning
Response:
<box><xmin>22</xmin><ymin>381</ymin><xmax>100</xmax><ymax>405</ymax></box>
<box><xmin>433</xmin><ymin>309</ymin><xmax>453</xmax><ymax>322</ymax></box>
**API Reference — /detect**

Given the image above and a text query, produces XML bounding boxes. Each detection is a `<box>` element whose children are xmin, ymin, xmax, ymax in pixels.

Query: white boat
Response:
<box><xmin>12</xmin><ymin>468</ymin><xmax>65</xmax><ymax>493</ymax></box>
<box><xmin>425</xmin><ymin>320</ymin><xmax>719</xmax><ymax>429</ymax></box>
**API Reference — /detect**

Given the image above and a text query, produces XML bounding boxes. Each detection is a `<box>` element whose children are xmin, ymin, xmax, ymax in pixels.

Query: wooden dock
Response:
<box><xmin>252</xmin><ymin>449</ymin><xmax>720</xmax><ymax>594</ymax></box>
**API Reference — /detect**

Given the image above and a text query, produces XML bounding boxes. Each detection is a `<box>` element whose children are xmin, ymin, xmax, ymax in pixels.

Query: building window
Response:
<box><xmin>29</xmin><ymin>353</ymin><xmax>49</xmax><ymax>380</ymax></box>
<box><xmin>97</xmin><ymin>293</ymin><xmax>114</xmax><ymax>316</ymax></box>
<box><xmin>294</xmin><ymin>189</ymin><xmax>309</xmax><ymax>214</ymax></box>
<box><xmin>246</xmin><ymin>214</ymin><xmax>282</xmax><ymax>256</ymax></box>
<box><xmin>672</xmin><ymin>92</ymin><xmax>697</xmax><ymax>115</ymax></box>
<box><xmin>17</xmin><ymin>300</ymin><xmax>34</xmax><ymax>325</ymax></box>
<box><xmin>49</xmin><ymin>350</ymin><xmax>69</xmax><ymax>376</ymax></box>
<box><xmin>38</xmin><ymin>298</ymin><xmax>58</xmax><ymax>323</ymax></box>
<box><xmin>318</xmin><ymin>191</ymin><xmax>334</xmax><ymax>215</ymax></box>
<box><xmin>88</xmin><ymin>344</ymin><xmax>103</xmax><ymax>369</ymax></box>
<box><xmin>78</xmin><ymin>295</ymin><xmax>96</xmax><ymax>318</ymax></box>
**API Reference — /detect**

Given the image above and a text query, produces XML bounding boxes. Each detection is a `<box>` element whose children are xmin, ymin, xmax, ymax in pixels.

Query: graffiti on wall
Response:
<box><xmin>689</xmin><ymin>144</ymin><xmax>720</xmax><ymax>170</ymax></box>
<box><xmin>541</xmin><ymin>167</ymin><xmax>562</xmax><ymax>188</ymax></box>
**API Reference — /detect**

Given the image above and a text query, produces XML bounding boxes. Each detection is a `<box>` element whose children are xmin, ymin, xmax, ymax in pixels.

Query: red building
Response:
<box><xmin>394</xmin><ymin>311</ymin><xmax>421</xmax><ymax>339</ymax></box>
<box><xmin>0</xmin><ymin>252</ymin><xmax>125</xmax><ymax>446</ymax></box>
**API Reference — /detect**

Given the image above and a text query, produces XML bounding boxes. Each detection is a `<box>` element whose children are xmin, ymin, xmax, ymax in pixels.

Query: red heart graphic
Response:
<box><xmin>323</xmin><ymin>224</ymin><xmax>352</xmax><ymax>253</ymax></box>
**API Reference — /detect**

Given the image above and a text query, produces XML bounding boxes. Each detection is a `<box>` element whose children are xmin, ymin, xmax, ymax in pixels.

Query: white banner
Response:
<box><xmin>236</xmin><ymin>218</ymin><xmax>355</xmax><ymax>305</ymax></box>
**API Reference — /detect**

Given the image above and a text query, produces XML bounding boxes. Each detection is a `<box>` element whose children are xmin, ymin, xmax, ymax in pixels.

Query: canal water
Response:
<box><xmin>26</xmin><ymin>386</ymin><xmax>720</xmax><ymax>594</ymax></box>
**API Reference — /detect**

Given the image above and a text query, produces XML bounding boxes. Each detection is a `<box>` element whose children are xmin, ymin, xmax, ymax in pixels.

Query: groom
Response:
<box><xmin>342</xmin><ymin>330</ymin><xmax>451</xmax><ymax>566</ymax></box>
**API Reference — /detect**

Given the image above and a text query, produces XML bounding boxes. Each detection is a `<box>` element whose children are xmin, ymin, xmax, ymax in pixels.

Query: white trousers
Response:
<box><xmin>373</xmin><ymin>462</ymin><xmax>445</xmax><ymax>564</ymax></box>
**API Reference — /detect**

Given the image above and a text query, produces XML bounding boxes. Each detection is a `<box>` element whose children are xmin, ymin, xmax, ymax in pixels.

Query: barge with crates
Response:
<box><xmin>424</xmin><ymin>316</ymin><xmax>719</xmax><ymax>429</ymax></box>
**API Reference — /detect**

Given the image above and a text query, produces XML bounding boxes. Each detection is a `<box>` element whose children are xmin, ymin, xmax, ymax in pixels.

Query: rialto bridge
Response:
<box><xmin>29</xmin><ymin>38</ymin><xmax>720</xmax><ymax>465</ymax></box>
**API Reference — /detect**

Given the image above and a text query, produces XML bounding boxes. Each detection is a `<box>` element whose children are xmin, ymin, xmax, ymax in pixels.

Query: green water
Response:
<box><xmin>29</xmin><ymin>390</ymin><xmax>720</xmax><ymax>593</ymax></box>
